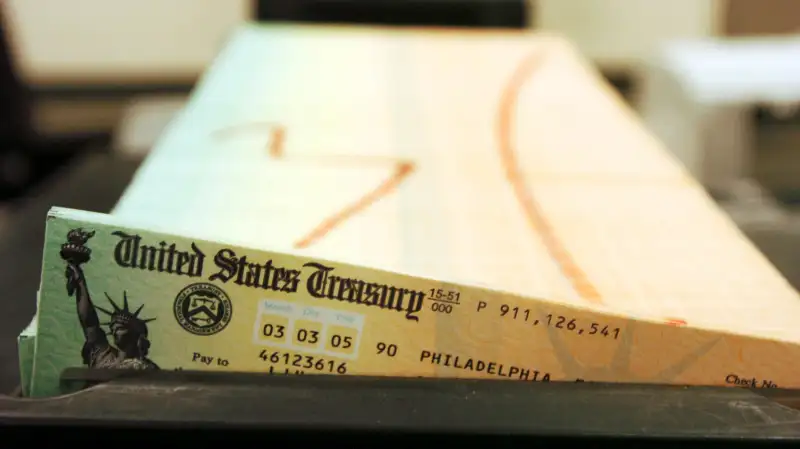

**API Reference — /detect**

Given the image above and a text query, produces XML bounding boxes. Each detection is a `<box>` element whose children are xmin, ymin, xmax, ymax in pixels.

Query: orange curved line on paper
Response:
<box><xmin>497</xmin><ymin>51</ymin><xmax>603</xmax><ymax>305</ymax></box>
<box><xmin>212</xmin><ymin>122</ymin><xmax>286</xmax><ymax>157</ymax></box>
<box><xmin>270</xmin><ymin>126</ymin><xmax>286</xmax><ymax>158</ymax></box>
<box><xmin>294</xmin><ymin>161</ymin><xmax>415</xmax><ymax>249</ymax></box>
<box><xmin>213</xmin><ymin>122</ymin><xmax>415</xmax><ymax>248</ymax></box>
<box><xmin>665</xmin><ymin>318</ymin><xmax>688</xmax><ymax>327</ymax></box>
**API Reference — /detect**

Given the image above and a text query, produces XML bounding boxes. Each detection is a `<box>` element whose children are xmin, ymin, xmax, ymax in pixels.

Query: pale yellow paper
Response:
<box><xmin>106</xmin><ymin>24</ymin><xmax>800</xmax><ymax>372</ymax></box>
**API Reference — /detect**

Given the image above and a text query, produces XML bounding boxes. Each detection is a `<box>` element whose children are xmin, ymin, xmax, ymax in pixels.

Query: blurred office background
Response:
<box><xmin>2</xmin><ymin>0</ymin><xmax>800</xmax><ymax>283</ymax></box>
<box><xmin>0</xmin><ymin>0</ymin><xmax>798</xmax><ymax>391</ymax></box>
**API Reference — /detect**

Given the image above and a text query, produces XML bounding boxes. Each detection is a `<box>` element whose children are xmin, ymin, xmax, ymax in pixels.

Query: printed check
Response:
<box><xmin>24</xmin><ymin>24</ymin><xmax>800</xmax><ymax>397</ymax></box>
<box><xmin>29</xmin><ymin>208</ymin><xmax>799</xmax><ymax>397</ymax></box>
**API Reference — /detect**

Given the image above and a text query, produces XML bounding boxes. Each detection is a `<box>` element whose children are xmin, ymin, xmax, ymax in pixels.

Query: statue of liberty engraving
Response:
<box><xmin>60</xmin><ymin>228</ymin><xmax>159</xmax><ymax>370</ymax></box>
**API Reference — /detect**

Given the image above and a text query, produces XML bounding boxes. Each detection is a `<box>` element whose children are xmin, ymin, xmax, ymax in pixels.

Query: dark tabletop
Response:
<box><xmin>3</xmin><ymin>369</ymin><xmax>800</xmax><ymax>445</ymax></box>
<box><xmin>0</xmin><ymin>152</ymin><xmax>140</xmax><ymax>393</ymax></box>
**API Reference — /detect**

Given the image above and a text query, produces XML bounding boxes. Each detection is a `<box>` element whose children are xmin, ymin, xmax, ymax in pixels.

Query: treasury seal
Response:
<box><xmin>173</xmin><ymin>283</ymin><xmax>232</xmax><ymax>336</ymax></box>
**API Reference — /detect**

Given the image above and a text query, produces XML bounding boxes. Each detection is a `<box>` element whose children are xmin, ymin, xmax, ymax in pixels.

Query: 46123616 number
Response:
<box><xmin>258</xmin><ymin>349</ymin><xmax>347</xmax><ymax>374</ymax></box>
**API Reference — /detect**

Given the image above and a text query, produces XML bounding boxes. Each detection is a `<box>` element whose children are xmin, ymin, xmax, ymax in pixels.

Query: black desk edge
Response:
<box><xmin>1</xmin><ymin>370</ymin><xmax>799</xmax><ymax>444</ymax></box>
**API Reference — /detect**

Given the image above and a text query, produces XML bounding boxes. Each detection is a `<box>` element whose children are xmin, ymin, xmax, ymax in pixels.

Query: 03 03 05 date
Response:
<box><xmin>477</xmin><ymin>302</ymin><xmax>621</xmax><ymax>340</ymax></box>
<box><xmin>259</xmin><ymin>349</ymin><xmax>347</xmax><ymax>374</ymax></box>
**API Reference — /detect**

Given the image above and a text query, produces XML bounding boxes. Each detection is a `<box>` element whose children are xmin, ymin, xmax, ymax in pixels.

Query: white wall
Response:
<box><xmin>535</xmin><ymin>0</ymin><xmax>724</xmax><ymax>71</ymax></box>
<box><xmin>4</xmin><ymin>0</ymin><xmax>722</xmax><ymax>84</ymax></box>
<box><xmin>4</xmin><ymin>0</ymin><xmax>251</xmax><ymax>83</ymax></box>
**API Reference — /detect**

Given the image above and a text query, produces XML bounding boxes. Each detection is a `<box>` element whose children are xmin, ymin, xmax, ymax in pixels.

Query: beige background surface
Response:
<box><xmin>5</xmin><ymin>0</ymin><xmax>722</xmax><ymax>83</ymax></box>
